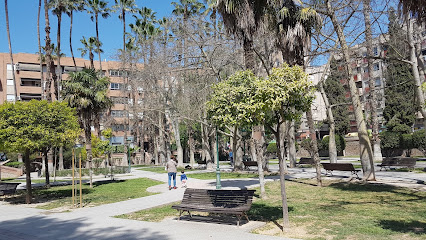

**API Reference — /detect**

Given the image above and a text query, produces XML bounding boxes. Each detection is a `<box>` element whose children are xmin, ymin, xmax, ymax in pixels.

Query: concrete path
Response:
<box><xmin>0</xmin><ymin>168</ymin><xmax>295</xmax><ymax>240</ymax></box>
<box><xmin>1</xmin><ymin>164</ymin><xmax>426</xmax><ymax>240</ymax></box>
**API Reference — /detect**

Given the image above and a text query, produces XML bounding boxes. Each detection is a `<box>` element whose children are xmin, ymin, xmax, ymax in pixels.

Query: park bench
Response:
<box><xmin>172</xmin><ymin>188</ymin><xmax>255</xmax><ymax>226</ymax></box>
<box><xmin>298</xmin><ymin>157</ymin><xmax>315</xmax><ymax>166</ymax></box>
<box><xmin>377</xmin><ymin>157</ymin><xmax>417</xmax><ymax>171</ymax></box>
<box><xmin>0</xmin><ymin>182</ymin><xmax>20</xmax><ymax>196</ymax></box>
<box><xmin>242</xmin><ymin>161</ymin><xmax>258</xmax><ymax>170</ymax></box>
<box><xmin>321</xmin><ymin>163</ymin><xmax>360</xmax><ymax>178</ymax></box>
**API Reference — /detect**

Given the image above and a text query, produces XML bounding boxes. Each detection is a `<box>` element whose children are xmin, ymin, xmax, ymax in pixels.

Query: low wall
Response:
<box><xmin>0</xmin><ymin>165</ymin><xmax>23</xmax><ymax>179</ymax></box>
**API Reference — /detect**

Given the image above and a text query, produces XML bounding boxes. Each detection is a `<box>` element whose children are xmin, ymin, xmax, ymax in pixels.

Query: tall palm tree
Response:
<box><xmin>5</xmin><ymin>0</ymin><xmax>17</xmax><ymax>102</ymax></box>
<box><xmin>78</xmin><ymin>36</ymin><xmax>103</xmax><ymax>69</ymax></box>
<box><xmin>66</xmin><ymin>0</ymin><xmax>85</xmax><ymax>70</ymax></box>
<box><xmin>44</xmin><ymin>0</ymin><xmax>54</xmax><ymax>102</ymax></box>
<box><xmin>62</xmin><ymin>68</ymin><xmax>112</xmax><ymax>188</ymax></box>
<box><xmin>37</xmin><ymin>0</ymin><xmax>45</xmax><ymax>100</ymax></box>
<box><xmin>130</xmin><ymin>7</ymin><xmax>158</xmax><ymax>62</ymax></box>
<box><xmin>113</xmin><ymin>0</ymin><xmax>136</xmax><ymax>51</ymax></box>
<box><xmin>85</xmin><ymin>0</ymin><xmax>110</xmax><ymax>70</ymax></box>
<box><xmin>400</xmin><ymin>0</ymin><xmax>426</xmax><ymax>23</ymax></box>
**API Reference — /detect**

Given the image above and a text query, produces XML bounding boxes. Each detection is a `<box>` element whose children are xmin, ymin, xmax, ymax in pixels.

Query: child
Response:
<box><xmin>180</xmin><ymin>170</ymin><xmax>188</xmax><ymax>188</ymax></box>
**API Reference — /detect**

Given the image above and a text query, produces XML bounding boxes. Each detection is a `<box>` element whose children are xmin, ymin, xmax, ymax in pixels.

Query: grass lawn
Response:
<box><xmin>118</xmin><ymin>179</ymin><xmax>425</xmax><ymax>240</ymax></box>
<box><xmin>3</xmin><ymin>179</ymin><xmax>74</xmax><ymax>184</ymax></box>
<box><xmin>3</xmin><ymin>178</ymin><xmax>162</xmax><ymax>211</ymax></box>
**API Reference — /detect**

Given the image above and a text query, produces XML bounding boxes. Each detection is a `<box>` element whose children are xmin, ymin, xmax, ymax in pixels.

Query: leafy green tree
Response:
<box><xmin>323</xmin><ymin>59</ymin><xmax>350</xmax><ymax>135</ymax></box>
<box><xmin>62</xmin><ymin>68</ymin><xmax>112</xmax><ymax>188</ymax></box>
<box><xmin>384</xmin><ymin>9</ymin><xmax>418</xmax><ymax>134</ymax></box>
<box><xmin>0</xmin><ymin>100</ymin><xmax>80</xmax><ymax>203</ymax></box>
<box><xmin>412</xmin><ymin>129</ymin><xmax>426</xmax><ymax>155</ymax></box>
<box><xmin>207</xmin><ymin>64</ymin><xmax>314</xmax><ymax>229</ymax></box>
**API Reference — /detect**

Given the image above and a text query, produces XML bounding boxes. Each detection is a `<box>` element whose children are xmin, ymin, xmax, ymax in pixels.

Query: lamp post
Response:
<box><xmin>216</xmin><ymin>127</ymin><xmax>221</xmax><ymax>189</ymax></box>
<box><xmin>126</xmin><ymin>138</ymin><xmax>131</xmax><ymax>173</ymax></box>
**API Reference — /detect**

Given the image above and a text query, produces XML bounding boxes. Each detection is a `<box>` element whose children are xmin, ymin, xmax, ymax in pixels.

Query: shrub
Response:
<box><xmin>412</xmin><ymin>129</ymin><xmax>426</xmax><ymax>155</ymax></box>
<box><xmin>266</xmin><ymin>142</ymin><xmax>277</xmax><ymax>153</ymax></box>
<box><xmin>4</xmin><ymin>161</ymin><xmax>24</xmax><ymax>168</ymax></box>
<box><xmin>321</xmin><ymin>135</ymin><xmax>346</xmax><ymax>156</ymax></box>
<box><xmin>400</xmin><ymin>133</ymin><xmax>414</xmax><ymax>156</ymax></box>
<box><xmin>380</xmin><ymin>131</ymin><xmax>403</xmax><ymax>157</ymax></box>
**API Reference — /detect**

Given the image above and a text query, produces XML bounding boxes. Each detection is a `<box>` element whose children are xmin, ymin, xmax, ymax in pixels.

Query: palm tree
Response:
<box><xmin>66</xmin><ymin>0</ymin><xmax>85</xmax><ymax>70</ymax></box>
<box><xmin>5</xmin><ymin>0</ymin><xmax>17</xmax><ymax>102</ymax></box>
<box><xmin>37</xmin><ymin>0</ymin><xmax>45</xmax><ymax>100</ymax></box>
<box><xmin>113</xmin><ymin>0</ymin><xmax>136</xmax><ymax>51</ymax></box>
<box><xmin>85</xmin><ymin>0</ymin><xmax>110</xmax><ymax>70</ymax></box>
<box><xmin>44</xmin><ymin>0</ymin><xmax>54</xmax><ymax>102</ymax></box>
<box><xmin>78</xmin><ymin>36</ymin><xmax>103</xmax><ymax>69</ymax></box>
<box><xmin>130</xmin><ymin>7</ymin><xmax>159</xmax><ymax>62</ymax></box>
<box><xmin>400</xmin><ymin>0</ymin><xmax>426</xmax><ymax>23</ymax></box>
<box><xmin>62</xmin><ymin>68</ymin><xmax>112</xmax><ymax>188</ymax></box>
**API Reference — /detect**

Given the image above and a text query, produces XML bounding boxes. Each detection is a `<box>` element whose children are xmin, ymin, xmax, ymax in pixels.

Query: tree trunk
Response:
<box><xmin>85</xmin><ymin>126</ymin><xmax>93</xmax><ymax>188</ymax></box>
<box><xmin>279</xmin><ymin>123</ymin><xmax>288</xmax><ymax>173</ymax></box>
<box><xmin>123</xmin><ymin>10</ymin><xmax>126</xmax><ymax>51</ymax></box>
<box><xmin>407</xmin><ymin>16</ymin><xmax>426</xmax><ymax>130</ymax></box>
<box><xmin>24</xmin><ymin>149</ymin><xmax>32</xmax><ymax>204</ymax></box>
<box><xmin>70</xmin><ymin>10</ymin><xmax>77</xmax><ymax>71</ymax></box>
<box><xmin>153</xmin><ymin>135</ymin><xmax>159</xmax><ymax>165</ymax></box>
<box><xmin>56</xmin><ymin>11</ymin><xmax>62</xmax><ymax>101</ymax></box>
<box><xmin>252</xmin><ymin>126</ymin><xmax>266</xmax><ymax>199</ymax></box>
<box><xmin>363</xmin><ymin>0</ymin><xmax>382</xmax><ymax>161</ymax></box>
<box><xmin>95</xmin><ymin>13</ymin><xmax>102</xmax><ymax>70</ymax></box>
<box><xmin>171</xmin><ymin>118</ymin><xmax>184</xmax><ymax>167</ymax></box>
<box><xmin>37</xmin><ymin>0</ymin><xmax>45</xmax><ymax>100</ymax></box>
<box><xmin>188</xmin><ymin>127</ymin><xmax>195</xmax><ymax>168</ymax></box>
<box><xmin>5</xmin><ymin>0</ymin><xmax>17</xmax><ymax>101</ymax></box>
<box><xmin>274</xmin><ymin>123</ymin><xmax>290</xmax><ymax>230</ymax></box>
<box><xmin>306</xmin><ymin>109</ymin><xmax>322</xmax><ymax>187</ymax></box>
<box><xmin>44</xmin><ymin>0</ymin><xmax>52</xmax><ymax>102</ymax></box>
<box><xmin>327</xmin><ymin>1</ymin><xmax>375</xmax><ymax>180</ymax></box>
<box><xmin>44</xmin><ymin>149</ymin><xmax>50</xmax><ymax>187</ymax></box>
<box><xmin>319</xmin><ymin>81</ymin><xmax>337</xmax><ymax>163</ymax></box>
<box><xmin>243</xmin><ymin>38</ymin><xmax>256</xmax><ymax>71</ymax></box>
<box><xmin>158</xmin><ymin>112</ymin><xmax>166</xmax><ymax>164</ymax></box>
<box><xmin>58</xmin><ymin>146</ymin><xmax>64</xmax><ymax>170</ymax></box>
<box><xmin>287</xmin><ymin>120</ymin><xmax>297</xmax><ymax>168</ymax></box>
<box><xmin>202</xmin><ymin>124</ymin><xmax>213</xmax><ymax>168</ymax></box>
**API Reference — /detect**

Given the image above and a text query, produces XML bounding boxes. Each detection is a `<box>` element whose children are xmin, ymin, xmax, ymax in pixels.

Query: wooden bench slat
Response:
<box><xmin>321</xmin><ymin>163</ymin><xmax>360</xmax><ymax>178</ymax></box>
<box><xmin>378</xmin><ymin>157</ymin><xmax>416</xmax><ymax>170</ymax></box>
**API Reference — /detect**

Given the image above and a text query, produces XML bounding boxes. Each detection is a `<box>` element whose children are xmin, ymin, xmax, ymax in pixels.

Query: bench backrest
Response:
<box><xmin>181</xmin><ymin>188</ymin><xmax>255</xmax><ymax>209</ymax></box>
<box><xmin>322</xmin><ymin>163</ymin><xmax>356</xmax><ymax>171</ymax></box>
<box><xmin>382</xmin><ymin>157</ymin><xmax>416</xmax><ymax>167</ymax></box>
<box><xmin>0</xmin><ymin>182</ymin><xmax>20</xmax><ymax>191</ymax></box>
<box><xmin>243</xmin><ymin>161</ymin><xmax>258</xmax><ymax>166</ymax></box>
<box><xmin>299</xmin><ymin>157</ymin><xmax>314</xmax><ymax>164</ymax></box>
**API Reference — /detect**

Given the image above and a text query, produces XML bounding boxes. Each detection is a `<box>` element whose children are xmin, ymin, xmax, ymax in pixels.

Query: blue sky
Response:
<box><xmin>0</xmin><ymin>0</ymin><xmax>174</xmax><ymax>61</ymax></box>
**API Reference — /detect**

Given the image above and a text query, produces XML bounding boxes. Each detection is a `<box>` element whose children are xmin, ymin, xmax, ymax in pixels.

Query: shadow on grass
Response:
<box><xmin>92</xmin><ymin>179</ymin><xmax>125</xmax><ymax>187</ymax></box>
<box><xmin>379</xmin><ymin>220</ymin><xmax>425</xmax><ymax>235</ymax></box>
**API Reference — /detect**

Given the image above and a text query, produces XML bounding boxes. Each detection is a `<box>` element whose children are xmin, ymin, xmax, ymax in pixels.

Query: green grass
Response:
<box><xmin>116</xmin><ymin>179</ymin><xmax>426</xmax><ymax>240</ymax></box>
<box><xmin>251</xmin><ymin>179</ymin><xmax>426</xmax><ymax>240</ymax></box>
<box><xmin>187</xmin><ymin>172</ymin><xmax>260</xmax><ymax>179</ymax></box>
<box><xmin>5</xmin><ymin>178</ymin><xmax>162</xmax><ymax>210</ymax></box>
<box><xmin>3</xmin><ymin>179</ymin><xmax>73</xmax><ymax>184</ymax></box>
<box><xmin>116</xmin><ymin>202</ymin><xmax>180</xmax><ymax>222</ymax></box>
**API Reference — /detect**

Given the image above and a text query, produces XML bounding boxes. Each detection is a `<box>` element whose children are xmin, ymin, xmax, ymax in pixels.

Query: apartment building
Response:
<box><xmin>0</xmin><ymin>52</ymin><xmax>139</xmax><ymax>147</ymax></box>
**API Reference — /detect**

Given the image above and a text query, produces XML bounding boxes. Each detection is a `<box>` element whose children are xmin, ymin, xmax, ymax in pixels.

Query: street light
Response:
<box><xmin>216</xmin><ymin>127</ymin><xmax>221</xmax><ymax>189</ymax></box>
<box><xmin>126</xmin><ymin>138</ymin><xmax>132</xmax><ymax>173</ymax></box>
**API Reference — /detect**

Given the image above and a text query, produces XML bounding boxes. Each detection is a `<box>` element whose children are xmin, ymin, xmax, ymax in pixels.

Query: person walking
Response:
<box><xmin>166</xmin><ymin>155</ymin><xmax>178</xmax><ymax>190</ymax></box>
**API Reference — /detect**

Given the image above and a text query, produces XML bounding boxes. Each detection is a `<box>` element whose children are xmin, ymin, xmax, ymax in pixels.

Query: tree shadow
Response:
<box><xmin>0</xmin><ymin>215</ymin><xmax>170</xmax><ymax>240</ymax></box>
<box><xmin>92</xmin><ymin>179</ymin><xmax>125</xmax><ymax>187</ymax></box>
<box><xmin>379</xmin><ymin>220</ymin><xmax>425</xmax><ymax>235</ymax></box>
<box><xmin>248</xmin><ymin>202</ymin><xmax>293</xmax><ymax>221</ymax></box>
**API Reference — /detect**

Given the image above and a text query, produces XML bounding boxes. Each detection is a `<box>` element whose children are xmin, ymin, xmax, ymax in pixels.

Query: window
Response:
<box><xmin>375</xmin><ymin>78</ymin><xmax>381</xmax><ymax>86</ymax></box>
<box><xmin>112</xmin><ymin>124</ymin><xmax>128</xmax><ymax>131</ymax></box>
<box><xmin>364</xmin><ymin>67</ymin><xmax>369</xmax><ymax>73</ymax></box>
<box><xmin>7</xmin><ymin>79</ymin><xmax>14</xmax><ymax>86</ymax></box>
<box><xmin>373</xmin><ymin>63</ymin><xmax>380</xmax><ymax>71</ymax></box>
<box><xmin>20</xmin><ymin>78</ymin><xmax>41</xmax><ymax>87</ymax></box>
<box><xmin>373</xmin><ymin>46</ymin><xmax>379</xmax><ymax>56</ymax></box>
<box><xmin>111</xmin><ymin>97</ymin><xmax>128</xmax><ymax>104</ymax></box>
<box><xmin>109</xmin><ymin>69</ymin><xmax>128</xmax><ymax>77</ymax></box>
<box><xmin>111</xmin><ymin>110</ymin><xmax>127</xmax><ymax>117</ymax></box>
<box><xmin>6</xmin><ymin>95</ymin><xmax>15</xmax><ymax>102</ymax></box>
<box><xmin>110</xmin><ymin>83</ymin><xmax>121</xmax><ymax>90</ymax></box>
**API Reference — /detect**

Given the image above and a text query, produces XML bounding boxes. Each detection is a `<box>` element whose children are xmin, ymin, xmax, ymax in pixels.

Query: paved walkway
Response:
<box><xmin>1</xmin><ymin>164</ymin><xmax>425</xmax><ymax>240</ymax></box>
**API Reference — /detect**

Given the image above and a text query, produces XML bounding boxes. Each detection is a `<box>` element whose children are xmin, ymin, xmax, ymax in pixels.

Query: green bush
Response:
<box><xmin>413</xmin><ymin>129</ymin><xmax>426</xmax><ymax>155</ymax></box>
<box><xmin>266</xmin><ymin>142</ymin><xmax>277</xmax><ymax>153</ymax></box>
<box><xmin>318</xmin><ymin>135</ymin><xmax>346</xmax><ymax>157</ymax></box>
<box><xmin>4</xmin><ymin>161</ymin><xmax>24</xmax><ymax>168</ymax></box>
<box><xmin>54</xmin><ymin>166</ymin><xmax>128</xmax><ymax>177</ymax></box>
<box><xmin>380</xmin><ymin>131</ymin><xmax>403</xmax><ymax>157</ymax></box>
<box><xmin>400</xmin><ymin>133</ymin><xmax>414</xmax><ymax>156</ymax></box>
<box><xmin>112</xmin><ymin>145</ymin><xmax>125</xmax><ymax>153</ymax></box>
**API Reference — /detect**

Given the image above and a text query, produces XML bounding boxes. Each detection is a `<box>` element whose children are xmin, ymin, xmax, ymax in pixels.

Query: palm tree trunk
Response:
<box><xmin>5</xmin><ymin>0</ymin><xmax>17</xmax><ymax>101</ymax></box>
<box><xmin>326</xmin><ymin>0</ymin><xmax>375</xmax><ymax>180</ymax></box>
<box><xmin>56</xmin><ymin>12</ymin><xmax>62</xmax><ymax>101</ymax></box>
<box><xmin>70</xmin><ymin>10</ymin><xmax>77</xmax><ymax>71</ymax></box>
<box><xmin>37</xmin><ymin>0</ymin><xmax>45</xmax><ymax>100</ymax></box>
<box><xmin>243</xmin><ymin>38</ymin><xmax>256</xmax><ymax>72</ymax></box>
<box><xmin>44</xmin><ymin>0</ymin><xmax>52</xmax><ymax>102</ymax></box>
<box><xmin>95</xmin><ymin>13</ymin><xmax>102</xmax><ymax>70</ymax></box>
<box><xmin>363</xmin><ymin>0</ymin><xmax>382</xmax><ymax>161</ymax></box>
<box><xmin>123</xmin><ymin>10</ymin><xmax>126</xmax><ymax>51</ymax></box>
